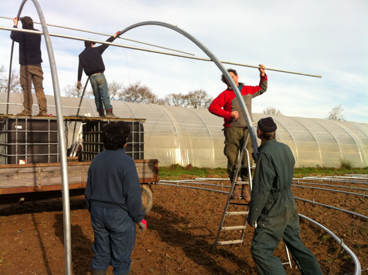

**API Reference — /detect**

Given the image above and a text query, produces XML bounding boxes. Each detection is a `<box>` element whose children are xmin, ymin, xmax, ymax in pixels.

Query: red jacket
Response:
<box><xmin>209</xmin><ymin>74</ymin><xmax>268</xmax><ymax>128</ymax></box>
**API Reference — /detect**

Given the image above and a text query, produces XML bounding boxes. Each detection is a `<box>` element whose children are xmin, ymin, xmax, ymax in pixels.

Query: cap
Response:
<box><xmin>258</xmin><ymin>117</ymin><xmax>277</xmax><ymax>132</ymax></box>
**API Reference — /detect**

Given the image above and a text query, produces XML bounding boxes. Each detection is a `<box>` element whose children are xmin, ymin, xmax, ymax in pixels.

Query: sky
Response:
<box><xmin>0</xmin><ymin>0</ymin><xmax>367</xmax><ymax>123</ymax></box>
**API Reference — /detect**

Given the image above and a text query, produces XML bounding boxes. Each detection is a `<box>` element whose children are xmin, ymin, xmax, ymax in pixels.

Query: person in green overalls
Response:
<box><xmin>248</xmin><ymin>117</ymin><xmax>323</xmax><ymax>275</ymax></box>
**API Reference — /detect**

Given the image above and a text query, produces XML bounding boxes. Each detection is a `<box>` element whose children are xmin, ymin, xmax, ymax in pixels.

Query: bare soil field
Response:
<box><xmin>0</xmin><ymin>176</ymin><xmax>367</xmax><ymax>274</ymax></box>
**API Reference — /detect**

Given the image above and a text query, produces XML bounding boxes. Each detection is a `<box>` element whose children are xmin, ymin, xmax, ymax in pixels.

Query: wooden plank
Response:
<box><xmin>0</xmin><ymin>159</ymin><xmax>158</xmax><ymax>194</ymax></box>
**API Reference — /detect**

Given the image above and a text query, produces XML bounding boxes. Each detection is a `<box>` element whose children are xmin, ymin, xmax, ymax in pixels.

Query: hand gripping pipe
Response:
<box><xmin>117</xmin><ymin>21</ymin><xmax>261</xmax><ymax>162</ymax></box>
<box><xmin>11</xmin><ymin>1</ymin><xmax>72</xmax><ymax>274</ymax></box>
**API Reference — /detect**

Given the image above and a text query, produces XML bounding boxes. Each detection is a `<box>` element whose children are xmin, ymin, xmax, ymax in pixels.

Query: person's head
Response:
<box><xmin>102</xmin><ymin>121</ymin><xmax>131</xmax><ymax>150</ymax></box>
<box><xmin>221</xmin><ymin>69</ymin><xmax>239</xmax><ymax>87</ymax></box>
<box><xmin>84</xmin><ymin>41</ymin><xmax>96</xmax><ymax>48</ymax></box>
<box><xmin>257</xmin><ymin>117</ymin><xmax>277</xmax><ymax>141</ymax></box>
<box><xmin>21</xmin><ymin>16</ymin><xmax>34</xmax><ymax>30</ymax></box>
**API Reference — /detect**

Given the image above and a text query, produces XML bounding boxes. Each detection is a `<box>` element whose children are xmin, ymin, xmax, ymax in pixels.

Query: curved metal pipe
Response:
<box><xmin>10</xmin><ymin>1</ymin><xmax>72</xmax><ymax>273</ymax></box>
<box><xmin>117</xmin><ymin>21</ymin><xmax>260</xmax><ymax>161</ymax></box>
<box><xmin>298</xmin><ymin>214</ymin><xmax>361</xmax><ymax>275</ymax></box>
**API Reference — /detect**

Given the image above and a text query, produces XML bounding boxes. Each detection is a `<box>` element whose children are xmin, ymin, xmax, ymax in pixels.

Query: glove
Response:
<box><xmin>77</xmin><ymin>81</ymin><xmax>82</xmax><ymax>89</ymax></box>
<box><xmin>138</xmin><ymin>219</ymin><xmax>147</xmax><ymax>232</ymax></box>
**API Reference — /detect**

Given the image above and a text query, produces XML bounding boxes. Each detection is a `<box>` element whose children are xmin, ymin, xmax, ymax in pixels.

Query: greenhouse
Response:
<box><xmin>1</xmin><ymin>91</ymin><xmax>367</xmax><ymax>168</ymax></box>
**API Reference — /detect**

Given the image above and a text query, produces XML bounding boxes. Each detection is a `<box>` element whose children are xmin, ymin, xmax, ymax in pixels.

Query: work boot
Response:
<box><xmin>92</xmin><ymin>269</ymin><xmax>107</xmax><ymax>275</ymax></box>
<box><xmin>98</xmin><ymin>109</ymin><xmax>105</xmax><ymax>117</ymax></box>
<box><xmin>231</xmin><ymin>185</ymin><xmax>241</xmax><ymax>200</ymax></box>
<box><xmin>106</xmin><ymin>109</ymin><xmax>118</xmax><ymax>118</ymax></box>
<box><xmin>34</xmin><ymin>111</ymin><xmax>48</xmax><ymax>117</ymax></box>
<box><xmin>241</xmin><ymin>187</ymin><xmax>251</xmax><ymax>203</ymax></box>
<box><xmin>16</xmin><ymin>110</ymin><xmax>32</xmax><ymax>116</ymax></box>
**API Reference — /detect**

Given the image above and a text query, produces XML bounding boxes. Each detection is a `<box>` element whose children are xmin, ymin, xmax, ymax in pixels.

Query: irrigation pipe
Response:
<box><xmin>299</xmin><ymin>214</ymin><xmax>361</xmax><ymax>275</ymax></box>
<box><xmin>293</xmin><ymin>181</ymin><xmax>368</xmax><ymax>192</ymax></box>
<box><xmin>291</xmin><ymin>185</ymin><xmax>368</xmax><ymax>198</ymax></box>
<box><xmin>156</xmin><ymin>181</ymin><xmax>362</xmax><ymax>275</ymax></box>
<box><xmin>300</xmin><ymin>177</ymin><xmax>368</xmax><ymax>185</ymax></box>
<box><xmin>0</xmin><ymin>26</ymin><xmax>322</xmax><ymax>78</ymax></box>
<box><xmin>158</xmin><ymin>180</ymin><xmax>368</xmax><ymax>220</ymax></box>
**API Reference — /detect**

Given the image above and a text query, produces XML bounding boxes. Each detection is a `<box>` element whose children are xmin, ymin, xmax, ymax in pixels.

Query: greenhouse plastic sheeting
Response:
<box><xmin>1</xmin><ymin>92</ymin><xmax>367</xmax><ymax>168</ymax></box>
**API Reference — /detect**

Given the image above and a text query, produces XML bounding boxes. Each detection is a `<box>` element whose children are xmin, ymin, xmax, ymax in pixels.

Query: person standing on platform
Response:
<box><xmin>10</xmin><ymin>16</ymin><xmax>48</xmax><ymax>116</ymax></box>
<box><xmin>77</xmin><ymin>31</ymin><xmax>120</xmax><ymax>118</ymax></box>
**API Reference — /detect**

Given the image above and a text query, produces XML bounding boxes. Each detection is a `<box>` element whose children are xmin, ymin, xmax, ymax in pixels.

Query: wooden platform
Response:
<box><xmin>0</xmin><ymin>159</ymin><xmax>159</xmax><ymax>196</ymax></box>
<box><xmin>0</xmin><ymin>114</ymin><xmax>146</xmax><ymax>122</ymax></box>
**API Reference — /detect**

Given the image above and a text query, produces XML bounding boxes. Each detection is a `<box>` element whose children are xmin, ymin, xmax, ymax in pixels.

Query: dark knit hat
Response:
<box><xmin>21</xmin><ymin>16</ymin><xmax>33</xmax><ymax>29</ymax></box>
<box><xmin>258</xmin><ymin>117</ymin><xmax>277</xmax><ymax>132</ymax></box>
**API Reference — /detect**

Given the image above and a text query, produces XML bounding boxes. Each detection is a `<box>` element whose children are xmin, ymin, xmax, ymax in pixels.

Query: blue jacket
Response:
<box><xmin>85</xmin><ymin>148</ymin><xmax>144</xmax><ymax>223</ymax></box>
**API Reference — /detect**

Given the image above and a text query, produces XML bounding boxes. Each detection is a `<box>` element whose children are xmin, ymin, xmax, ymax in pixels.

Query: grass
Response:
<box><xmin>159</xmin><ymin>164</ymin><xmax>368</xmax><ymax>180</ymax></box>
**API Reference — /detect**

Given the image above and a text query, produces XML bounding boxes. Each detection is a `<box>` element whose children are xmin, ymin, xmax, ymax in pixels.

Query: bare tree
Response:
<box><xmin>164</xmin><ymin>90</ymin><xmax>213</xmax><ymax>109</ymax></box>
<box><xmin>0</xmin><ymin>65</ymin><xmax>22</xmax><ymax>93</ymax></box>
<box><xmin>164</xmin><ymin>93</ymin><xmax>187</xmax><ymax>107</ymax></box>
<box><xmin>108</xmin><ymin>80</ymin><xmax>123</xmax><ymax>101</ymax></box>
<box><xmin>64</xmin><ymin>82</ymin><xmax>94</xmax><ymax>98</ymax></box>
<box><xmin>327</xmin><ymin>104</ymin><xmax>345</xmax><ymax>121</ymax></box>
<box><xmin>185</xmin><ymin>89</ymin><xmax>213</xmax><ymax>109</ymax></box>
<box><xmin>118</xmin><ymin>82</ymin><xmax>158</xmax><ymax>104</ymax></box>
<box><xmin>263</xmin><ymin>107</ymin><xmax>283</xmax><ymax>116</ymax></box>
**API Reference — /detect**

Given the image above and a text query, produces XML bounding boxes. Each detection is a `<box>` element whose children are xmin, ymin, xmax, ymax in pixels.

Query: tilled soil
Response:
<box><xmin>0</xmin><ymin>177</ymin><xmax>367</xmax><ymax>275</ymax></box>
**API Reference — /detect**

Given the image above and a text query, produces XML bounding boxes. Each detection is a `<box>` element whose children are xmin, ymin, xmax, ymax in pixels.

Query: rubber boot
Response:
<box><xmin>92</xmin><ymin>269</ymin><xmax>107</xmax><ymax>275</ymax></box>
<box><xmin>231</xmin><ymin>185</ymin><xmax>241</xmax><ymax>200</ymax></box>
<box><xmin>241</xmin><ymin>187</ymin><xmax>251</xmax><ymax>203</ymax></box>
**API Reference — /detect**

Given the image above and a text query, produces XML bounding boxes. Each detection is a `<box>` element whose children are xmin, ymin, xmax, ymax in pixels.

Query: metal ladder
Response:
<box><xmin>212</xmin><ymin>132</ymin><xmax>253</xmax><ymax>249</ymax></box>
<box><xmin>212</xmin><ymin>131</ymin><xmax>293</xmax><ymax>268</ymax></box>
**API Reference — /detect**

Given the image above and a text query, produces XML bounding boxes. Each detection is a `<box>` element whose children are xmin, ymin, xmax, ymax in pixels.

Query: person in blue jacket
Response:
<box><xmin>248</xmin><ymin>117</ymin><xmax>323</xmax><ymax>275</ymax></box>
<box><xmin>85</xmin><ymin>121</ymin><xmax>146</xmax><ymax>275</ymax></box>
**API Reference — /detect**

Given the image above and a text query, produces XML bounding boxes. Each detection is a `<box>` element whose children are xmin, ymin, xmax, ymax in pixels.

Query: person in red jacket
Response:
<box><xmin>209</xmin><ymin>65</ymin><xmax>267</xmax><ymax>200</ymax></box>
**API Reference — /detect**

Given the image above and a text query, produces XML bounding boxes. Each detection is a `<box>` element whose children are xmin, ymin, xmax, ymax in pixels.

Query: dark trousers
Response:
<box><xmin>20</xmin><ymin>64</ymin><xmax>47</xmax><ymax>113</ymax></box>
<box><xmin>251</xmin><ymin>210</ymin><xmax>323</xmax><ymax>275</ymax></box>
<box><xmin>90</xmin><ymin>205</ymin><xmax>136</xmax><ymax>275</ymax></box>
<box><xmin>223</xmin><ymin>126</ymin><xmax>253</xmax><ymax>180</ymax></box>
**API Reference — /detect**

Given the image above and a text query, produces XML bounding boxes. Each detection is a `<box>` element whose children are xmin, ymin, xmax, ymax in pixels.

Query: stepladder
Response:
<box><xmin>211</xmin><ymin>130</ymin><xmax>293</xmax><ymax>268</ymax></box>
<box><xmin>212</xmin><ymin>131</ymin><xmax>253</xmax><ymax>249</ymax></box>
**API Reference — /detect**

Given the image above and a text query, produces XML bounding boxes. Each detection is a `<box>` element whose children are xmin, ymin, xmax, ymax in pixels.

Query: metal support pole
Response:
<box><xmin>11</xmin><ymin>0</ymin><xmax>72</xmax><ymax>274</ymax></box>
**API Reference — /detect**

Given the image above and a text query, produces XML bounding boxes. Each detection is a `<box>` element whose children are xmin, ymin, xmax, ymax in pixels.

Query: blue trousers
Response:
<box><xmin>90</xmin><ymin>205</ymin><xmax>136</xmax><ymax>275</ymax></box>
<box><xmin>90</xmin><ymin>73</ymin><xmax>112</xmax><ymax>111</ymax></box>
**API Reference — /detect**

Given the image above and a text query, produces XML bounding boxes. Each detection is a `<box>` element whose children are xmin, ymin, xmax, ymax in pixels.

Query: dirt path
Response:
<box><xmin>0</xmin><ymin>179</ymin><xmax>367</xmax><ymax>274</ymax></box>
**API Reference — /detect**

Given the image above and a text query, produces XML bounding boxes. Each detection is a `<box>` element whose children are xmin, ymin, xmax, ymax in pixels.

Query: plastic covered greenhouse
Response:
<box><xmin>1</xmin><ymin>92</ymin><xmax>367</xmax><ymax>168</ymax></box>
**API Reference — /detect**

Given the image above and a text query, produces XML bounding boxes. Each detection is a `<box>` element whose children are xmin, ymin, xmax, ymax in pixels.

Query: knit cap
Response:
<box><xmin>258</xmin><ymin>117</ymin><xmax>277</xmax><ymax>132</ymax></box>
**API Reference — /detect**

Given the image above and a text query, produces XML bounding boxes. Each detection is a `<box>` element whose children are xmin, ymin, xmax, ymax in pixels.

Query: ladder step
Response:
<box><xmin>234</xmin><ymin>181</ymin><xmax>250</xmax><ymax>185</ymax></box>
<box><xmin>217</xmin><ymin>240</ymin><xmax>243</xmax><ymax>246</ymax></box>
<box><xmin>229</xmin><ymin>202</ymin><xmax>249</xmax><ymax>206</ymax></box>
<box><xmin>226</xmin><ymin>211</ymin><xmax>249</xmax><ymax>215</ymax></box>
<box><xmin>221</xmin><ymin>225</ymin><xmax>246</xmax><ymax>231</ymax></box>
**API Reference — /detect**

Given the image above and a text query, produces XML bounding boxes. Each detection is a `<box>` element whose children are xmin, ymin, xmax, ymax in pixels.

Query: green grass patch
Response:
<box><xmin>159</xmin><ymin>164</ymin><xmax>368</xmax><ymax>180</ymax></box>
